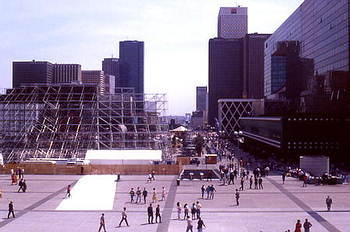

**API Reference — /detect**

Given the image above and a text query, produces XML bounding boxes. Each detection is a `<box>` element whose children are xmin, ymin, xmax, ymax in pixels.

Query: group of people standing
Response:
<box><xmin>129</xmin><ymin>186</ymin><xmax>166</xmax><ymax>204</ymax></box>
<box><xmin>10</xmin><ymin>168</ymin><xmax>24</xmax><ymax>185</ymax></box>
<box><xmin>176</xmin><ymin>201</ymin><xmax>202</xmax><ymax>220</ymax></box>
<box><xmin>200</xmin><ymin>185</ymin><xmax>216</xmax><ymax>199</ymax></box>
<box><xmin>288</xmin><ymin>219</ymin><xmax>312</xmax><ymax>232</ymax></box>
<box><xmin>176</xmin><ymin>201</ymin><xmax>205</xmax><ymax>232</ymax></box>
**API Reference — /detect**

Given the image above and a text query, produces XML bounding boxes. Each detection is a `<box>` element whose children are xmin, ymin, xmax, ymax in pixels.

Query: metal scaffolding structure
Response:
<box><xmin>0</xmin><ymin>85</ymin><xmax>168</xmax><ymax>162</ymax></box>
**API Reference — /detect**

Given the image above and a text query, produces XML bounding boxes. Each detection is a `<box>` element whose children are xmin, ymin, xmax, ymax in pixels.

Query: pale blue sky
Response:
<box><xmin>0</xmin><ymin>0</ymin><xmax>303</xmax><ymax>115</ymax></box>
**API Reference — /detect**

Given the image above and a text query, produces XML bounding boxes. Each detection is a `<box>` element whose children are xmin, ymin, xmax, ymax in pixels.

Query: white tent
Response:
<box><xmin>85</xmin><ymin>150</ymin><xmax>162</xmax><ymax>165</ymax></box>
<box><xmin>170</xmin><ymin>126</ymin><xmax>189</xmax><ymax>132</ymax></box>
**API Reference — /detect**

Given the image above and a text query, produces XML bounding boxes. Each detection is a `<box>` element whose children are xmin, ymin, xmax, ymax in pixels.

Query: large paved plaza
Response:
<box><xmin>0</xmin><ymin>174</ymin><xmax>349</xmax><ymax>232</ymax></box>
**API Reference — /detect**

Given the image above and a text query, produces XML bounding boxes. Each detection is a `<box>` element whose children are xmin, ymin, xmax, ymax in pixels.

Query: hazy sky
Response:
<box><xmin>0</xmin><ymin>0</ymin><xmax>303</xmax><ymax>115</ymax></box>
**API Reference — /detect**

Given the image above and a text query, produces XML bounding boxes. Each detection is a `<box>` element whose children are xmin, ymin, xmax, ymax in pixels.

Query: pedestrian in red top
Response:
<box><xmin>294</xmin><ymin>219</ymin><xmax>302</xmax><ymax>232</ymax></box>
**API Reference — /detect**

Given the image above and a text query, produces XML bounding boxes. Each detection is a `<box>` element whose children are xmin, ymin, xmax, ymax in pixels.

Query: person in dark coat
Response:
<box><xmin>155</xmin><ymin>204</ymin><xmax>161</xmax><ymax>223</ymax></box>
<box><xmin>8</xmin><ymin>201</ymin><xmax>15</xmax><ymax>218</ymax></box>
<box><xmin>142</xmin><ymin>188</ymin><xmax>148</xmax><ymax>204</ymax></box>
<box><xmin>235</xmin><ymin>189</ymin><xmax>240</xmax><ymax>206</ymax></box>
<box><xmin>147</xmin><ymin>203</ymin><xmax>154</xmax><ymax>224</ymax></box>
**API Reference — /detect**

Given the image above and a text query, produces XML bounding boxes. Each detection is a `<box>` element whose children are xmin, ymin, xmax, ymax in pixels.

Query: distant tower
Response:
<box><xmin>218</xmin><ymin>6</ymin><xmax>248</xmax><ymax>39</ymax></box>
<box><xmin>119</xmin><ymin>40</ymin><xmax>144</xmax><ymax>94</ymax></box>
<box><xmin>196</xmin><ymin>86</ymin><xmax>207</xmax><ymax>111</ymax></box>
<box><xmin>102</xmin><ymin>58</ymin><xmax>120</xmax><ymax>88</ymax></box>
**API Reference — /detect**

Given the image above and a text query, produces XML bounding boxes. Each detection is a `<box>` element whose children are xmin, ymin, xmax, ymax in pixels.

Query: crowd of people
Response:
<box><xmin>129</xmin><ymin>186</ymin><xmax>166</xmax><ymax>204</ymax></box>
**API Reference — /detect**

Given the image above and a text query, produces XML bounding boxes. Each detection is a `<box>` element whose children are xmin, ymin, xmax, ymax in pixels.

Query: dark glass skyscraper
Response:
<box><xmin>243</xmin><ymin>33</ymin><xmax>270</xmax><ymax>99</ymax></box>
<box><xmin>102</xmin><ymin>58</ymin><xmax>120</xmax><ymax>88</ymax></box>
<box><xmin>119</xmin><ymin>41</ymin><xmax>144</xmax><ymax>93</ymax></box>
<box><xmin>264</xmin><ymin>0</ymin><xmax>350</xmax><ymax>98</ymax></box>
<box><xmin>208</xmin><ymin>38</ymin><xmax>243</xmax><ymax>125</ymax></box>
<box><xmin>12</xmin><ymin>61</ymin><xmax>53</xmax><ymax>88</ymax></box>
<box><xmin>196</xmin><ymin>86</ymin><xmax>207</xmax><ymax>111</ymax></box>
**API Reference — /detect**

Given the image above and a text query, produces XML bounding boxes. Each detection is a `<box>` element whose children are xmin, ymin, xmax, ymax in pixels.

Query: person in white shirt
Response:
<box><xmin>186</xmin><ymin>216</ymin><xmax>193</xmax><ymax>232</ymax></box>
<box><xmin>118</xmin><ymin>207</ymin><xmax>129</xmax><ymax>227</ymax></box>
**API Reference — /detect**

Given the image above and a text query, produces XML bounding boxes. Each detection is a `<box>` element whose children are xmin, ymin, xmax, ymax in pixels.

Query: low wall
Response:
<box><xmin>1</xmin><ymin>163</ymin><xmax>182</xmax><ymax>175</ymax></box>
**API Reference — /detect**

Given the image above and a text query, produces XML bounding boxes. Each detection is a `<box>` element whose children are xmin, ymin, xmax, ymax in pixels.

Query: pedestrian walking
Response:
<box><xmin>177</xmin><ymin>202</ymin><xmax>182</xmax><ymax>220</ymax></box>
<box><xmin>98</xmin><ymin>213</ymin><xmax>106</xmax><ymax>232</ymax></box>
<box><xmin>147</xmin><ymin>203</ymin><xmax>154</xmax><ymax>224</ymax></box>
<box><xmin>201</xmin><ymin>185</ymin><xmax>205</xmax><ymax>199</ymax></box>
<box><xmin>184</xmin><ymin>204</ymin><xmax>189</xmax><ymax>219</ymax></box>
<box><xmin>129</xmin><ymin>188</ymin><xmax>135</xmax><ymax>203</ymax></box>
<box><xmin>239</xmin><ymin>177</ymin><xmax>244</xmax><ymax>191</ymax></box>
<box><xmin>302</xmin><ymin>175</ymin><xmax>308</xmax><ymax>187</ymax></box>
<box><xmin>7</xmin><ymin>201</ymin><xmax>15</xmax><ymax>218</ymax></box>
<box><xmin>196</xmin><ymin>201</ymin><xmax>202</xmax><ymax>218</ymax></box>
<box><xmin>254</xmin><ymin>177</ymin><xmax>258</xmax><ymax>189</ymax></box>
<box><xmin>142</xmin><ymin>187</ymin><xmax>148</xmax><ymax>204</ymax></box>
<box><xmin>282</xmin><ymin>172</ymin><xmax>286</xmax><ymax>184</ymax></box>
<box><xmin>249</xmin><ymin>176</ymin><xmax>253</xmax><ymax>189</ymax></box>
<box><xmin>22</xmin><ymin>180</ymin><xmax>27</xmax><ymax>192</ymax></box>
<box><xmin>258</xmin><ymin>177</ymin><xmax>263</xmax><ymax>189</ymax></box>
<box><xmin>186</xmin><ymin>216</ymin><xmax>193</xmax><ymax>232</ymax></box>
<box><xmin>152</xmin><ymin>188</ymin><xmax>158</xmax><ymax>203</ymax></box>
<box><xmin>205</xmin><ymin>186</ymin><xmax>210</xmax><ymax>199</ymax></box>
<box><xmin>147</xmin><ymin>173</ymin><xmax>153</xmax><ymax>183</ymax></box>
<box><xmin>210</xmin><ymin>185</ymin><xmax>216</xmax><ymax>199</ymax></box>
<box><xmin>303</xmin><ymin>219</ymin><xmax>312</xmax><ymax>232</ymax></box>
<box><xmin>118</xmin><ymin>207</ymin><xmax>129</xmax><ymax>227</ymax></box>
<box><xmin>161</xmin><ymin>187</ymin><xmax>166</xmax><ymax>201</ymax></box>
<box><xmin>151</xmin><ymin>170</ymin><xmax>156</xmax><ymax>181</ymax></box>
<box><xmin>235</xmin><ymin>189</ymin><xmax>240</xmax><ymax>206</ymax></box>
<box><xmin>197</xmin><ymin>216</ymin><xmax>206</xmax><ymax>232</ymax></box>
<box><xmin>294</xmin><ymin>219</ymin><xmax>302</xmax><ymax>232</ymax></box>
<box><xmin>65</xmin><ymin>185</ymin><xmax>71</xmax><ymax>198</ymax></box>
<box><xmin>18</xmin><ymin>179</ymin><xmax>24</xmax><ymax>192</ymax></box>
<box><xmin>136</xmin><ymin>187</ymin><xmax>141</xmax><ymax>203</ymax></box>
<box><xmin>155</xmin><ymin>204</ymin><xmax>161</xmax><ymax>223</ymax></box>
<box><xmin>228</xmin><ymin>171</ymin><xmax>234</xmax><ymax>185</ymax></box>
<box><xmin>191</xmin><ymin>203</ymin><xmax>197</xmax><ymax>220</ymax></box>
<box><xmin>326</xmin><ymin>196</ymin><xmax>333</xmax><ymax>211</ymax></box>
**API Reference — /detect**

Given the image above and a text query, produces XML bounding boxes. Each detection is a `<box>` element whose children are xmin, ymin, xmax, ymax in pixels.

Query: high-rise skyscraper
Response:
<box><xmin>243</xmin><ymin>33</ymin><xmax>271</xmax><ymax>99</ymax></box>
<box><xmin>12</xmin><ymin>61</ymin><xmax>53</xmax><ymax>88</ymax></box>
<box><xmin>53</xmin><ymin>64</ymin><xmax>82</xmax><ymax>84</ymax></box>
<box><xmin>196</xmin><ymin>86</ymin><xmax>207</xmax><ymax>111</ymax></box>
<box><xmin>102</xmin><ymin>58</ymin><xmax>120</xmax><ymax>88</ymax></box>
<box><xmin>208</xmin><ymin>38</ymin><xmax>243</xmax><ymax>125</ymax></box>
<box><xmin>119</xmin><ymin>40</ymin><xmax>144</xmax><ymax>93</ymax></box>
<box><xmin>218</xmin><ymin>7</ymin><xmax>248</xmax><ymax>39</ymax></box>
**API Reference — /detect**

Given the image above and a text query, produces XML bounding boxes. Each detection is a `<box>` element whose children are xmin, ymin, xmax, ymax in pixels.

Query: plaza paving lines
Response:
<box><xmin>56</xmin><ymin>175</ymin><xmax>118</xmax><ymax>211</ymax></box>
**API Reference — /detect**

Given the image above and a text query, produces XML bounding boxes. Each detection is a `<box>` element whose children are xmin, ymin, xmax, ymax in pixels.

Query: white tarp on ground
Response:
<box><xmin>56</xmin><ymin>175</ymin><xmax>117</xmax><ymax>211</ymax></box>
<box><xmin>85</xmin><ymin>149</ymin><xmax>162</xmax><ymax>165</ymax></box>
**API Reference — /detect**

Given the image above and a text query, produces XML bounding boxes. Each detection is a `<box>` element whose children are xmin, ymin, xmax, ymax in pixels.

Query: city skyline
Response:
<box><xmin>0</xmin><ymin>0</ymin><xmax>303</xmax><ymax>115</ymax></box>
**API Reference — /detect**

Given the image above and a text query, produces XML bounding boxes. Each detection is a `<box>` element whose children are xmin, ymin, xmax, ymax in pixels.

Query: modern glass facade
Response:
<box><xmin>271</xmin><ymin>56</ymin><xmax>287</xmax><ymax>93</ymax></box>
<box><xmin>264</xmin><ymin>0</ymin><xmax>350</xmax><ymax>97</ymax></box>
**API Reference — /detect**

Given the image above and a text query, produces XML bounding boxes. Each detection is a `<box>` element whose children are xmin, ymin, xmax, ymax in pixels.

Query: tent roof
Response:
<box><xmin>170</xmin><ymin>126</ymin><xmax>189</xmax><ymax>132</ymax></box>
<box><xmin>85</xmin><ymin>150</ymin><xmax>162</xmax><ymax>161</ymax></box>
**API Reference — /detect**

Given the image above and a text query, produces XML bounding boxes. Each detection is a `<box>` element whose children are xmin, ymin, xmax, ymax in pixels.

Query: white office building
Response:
<box><xmin>218</xmin><ymin>7</ymin><xmax>248</xmax><ymax>39</ymax></box>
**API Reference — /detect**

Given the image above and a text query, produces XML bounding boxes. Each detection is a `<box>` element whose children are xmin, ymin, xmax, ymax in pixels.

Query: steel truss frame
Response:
<box><xmin>0</xmin><ymin>85</ymin><xmax>168</xmax><ymax>162</ymax></box>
